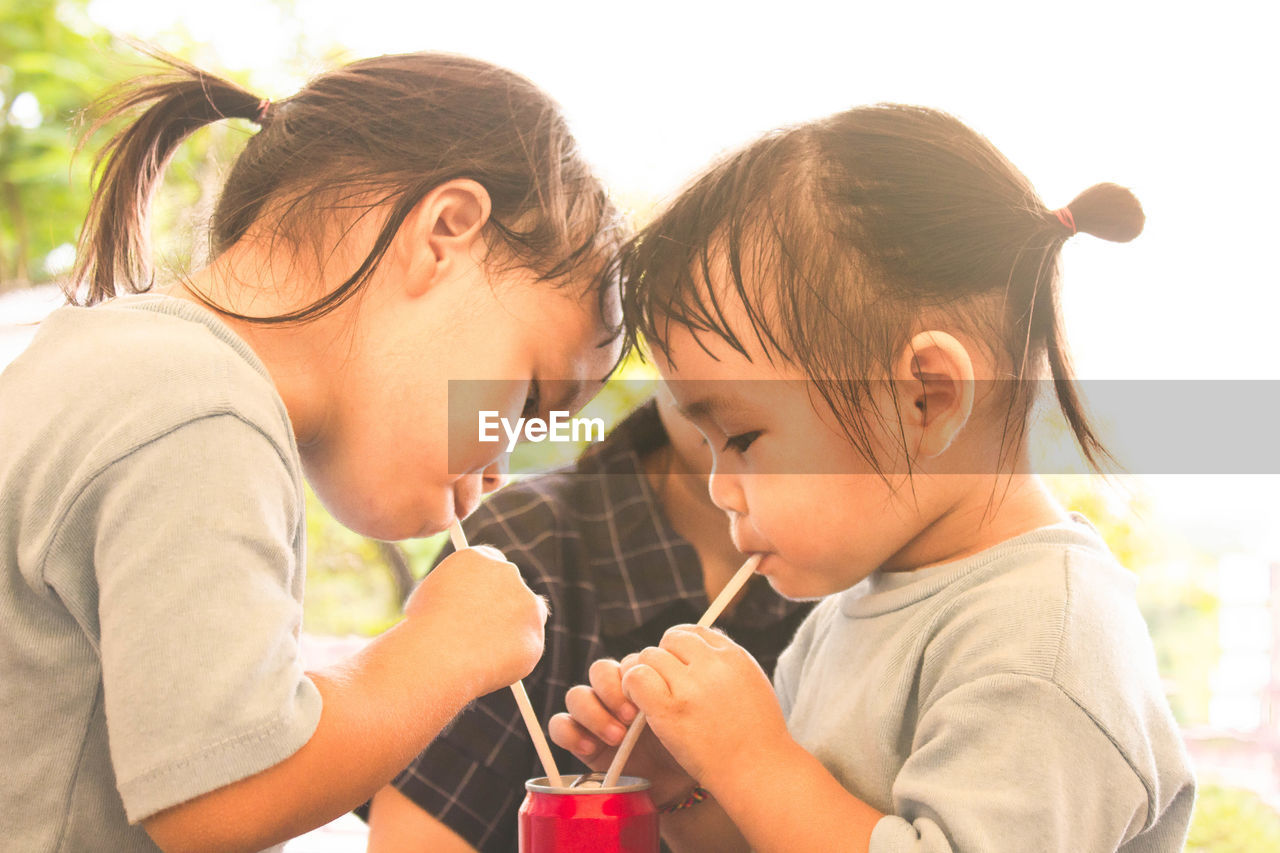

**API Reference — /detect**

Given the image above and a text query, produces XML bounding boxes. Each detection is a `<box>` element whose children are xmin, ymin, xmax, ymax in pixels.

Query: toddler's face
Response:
<box><xmin>656</xmin><ymin>329</ymin><xmax>898</xmax><ymax>597</ymax></box>
<box><xmin>653</xmin><ymin>290</ymin><xmax>970</xmax><ymax>598</ymax></box>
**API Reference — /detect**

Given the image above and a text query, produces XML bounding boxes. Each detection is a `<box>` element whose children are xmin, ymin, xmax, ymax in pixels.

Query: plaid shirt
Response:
<box><xmin>388</xmin><ymin>400</ymin><xmax>814</xmax><ymax>851</ymax></box>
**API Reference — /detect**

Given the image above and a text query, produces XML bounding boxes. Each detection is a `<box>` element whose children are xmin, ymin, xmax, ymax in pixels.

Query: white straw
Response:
<box><xmin>602</xmin><ymin>553</ymin><xmax>763</xmax><ymax>788</ymax></box>
<box><xmin>449</xmin><ymin>520</ymin><xmax>565</xmax><ymax>787</ymax></box>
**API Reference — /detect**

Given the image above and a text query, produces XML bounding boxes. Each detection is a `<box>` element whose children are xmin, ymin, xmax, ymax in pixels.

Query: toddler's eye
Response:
<box><xmin>521</xmin><ymin>380</ymin><xmax>541</xmax><ymax>419</ymax></box>
<box><xmin>722</xmin><ymin>430</ymin><xmax>762</xmax><ymax>454</ymax></box>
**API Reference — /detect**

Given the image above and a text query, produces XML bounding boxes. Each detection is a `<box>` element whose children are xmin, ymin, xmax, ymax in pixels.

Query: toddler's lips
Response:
<box><xmin>729</xmin><ymin>525</ymin><xmax>771</xmax><ymax>557</ymax></box>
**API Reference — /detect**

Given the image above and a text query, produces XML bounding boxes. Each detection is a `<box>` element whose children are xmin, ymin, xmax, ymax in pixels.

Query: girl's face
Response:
<box><xmin>309</xmin><ymin>269</ymin><xmax>619</xmax><ymax>541</ymax></box>
<box><xmin>191</xmin><ymin>180</ymin><xmax>620</xmax><ymax>542</ymax></box>
<box><xmin>299</xmin><ymin>238</ymin><xmax>621</xmax><ymax>542</ymax></box>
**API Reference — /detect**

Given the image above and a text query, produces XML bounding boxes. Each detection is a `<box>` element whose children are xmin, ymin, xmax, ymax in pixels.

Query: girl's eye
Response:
<box><xmin>521</xmin><ymin>380</ymin><xmax>541</xmax><ymax>419</ymax></box>
<box><xmin>722</xmin><ymin>430</ymin><xmax>762</xmax><ymax>454</ymax></box>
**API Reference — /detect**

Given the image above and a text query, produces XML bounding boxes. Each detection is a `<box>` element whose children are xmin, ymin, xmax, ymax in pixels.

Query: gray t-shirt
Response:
<box><xmin>0</xmin><ymin>294</ymin><xmax>321</xmax><ymax>852</ymax></box>
<box><xmin>773</xmin><ymin>516</ymin><xmax>1195</xmax><ymax>852</ymax></box>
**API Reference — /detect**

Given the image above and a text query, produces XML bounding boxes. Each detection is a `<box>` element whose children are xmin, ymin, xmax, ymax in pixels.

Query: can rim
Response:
<box><xmin>525</xmin><ymin>773</ymin><xmax>651</xmax><ymax>794</ymax></box>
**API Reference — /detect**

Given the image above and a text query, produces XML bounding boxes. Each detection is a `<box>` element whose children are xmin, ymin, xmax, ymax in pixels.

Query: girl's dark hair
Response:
<box><xmin>622</xmin><ymin>104</ymin><xmax>1143</xmax><ymax>474</ymax></box>
<box><xmin>70</xmin><ymin>50</ymin><xmax>624</xmax><ymax>324</ymax></box>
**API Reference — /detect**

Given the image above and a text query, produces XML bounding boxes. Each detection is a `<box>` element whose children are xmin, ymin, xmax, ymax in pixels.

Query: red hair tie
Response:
<box><xmin>1053</xmin><ymin>206</ymin><xmax>1076</xmax><ymax>235</ymax></box>
<box><xmin>255</xmin><ymin>98</ymin><xmax>271</xmax><ymax>124</ymax></box>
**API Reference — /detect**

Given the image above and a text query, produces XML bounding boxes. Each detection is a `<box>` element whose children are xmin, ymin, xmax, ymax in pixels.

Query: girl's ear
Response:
<box><xmin>893</xmin><ymin>330</ymin><xmax>975</xmax><ymax>459</ymax></box>
<box><xmin>399</xmin><ymin>178</ymin><xmax>494</xmax><ymax>298</ymax></box>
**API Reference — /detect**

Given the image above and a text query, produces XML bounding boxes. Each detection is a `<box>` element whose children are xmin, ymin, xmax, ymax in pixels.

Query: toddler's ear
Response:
<box><xmin>893</xmin><ymin>330</ymin><xmax>975</xmax><ymax>458</ymax></box>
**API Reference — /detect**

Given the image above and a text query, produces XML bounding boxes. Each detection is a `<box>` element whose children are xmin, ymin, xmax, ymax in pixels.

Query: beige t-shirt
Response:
<box><xmin>0</xmin><ymin>294</ymin><xmax>320</xmax><ymax>852</ymax></box>
<box><xmin>774</xmin><ymin>516</ymin><xmax>1195</xmax><ymax>852</ymax></box>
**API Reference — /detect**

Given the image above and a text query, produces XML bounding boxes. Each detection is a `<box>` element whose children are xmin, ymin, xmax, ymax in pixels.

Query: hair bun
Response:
<box><xmin>1064</xmin><ymin>182</ymin><xmax>1144</xmax><ymax>243</ymax></box>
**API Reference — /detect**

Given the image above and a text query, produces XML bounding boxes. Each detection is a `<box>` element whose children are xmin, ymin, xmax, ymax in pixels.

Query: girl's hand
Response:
<box><xmin>549</xmin><ymin>658</ymin><xmax>695</xmax><ymax>806</ymax></box>
<box><xmin>403</xmin><ymin>545</ymin><xmax>547</xmax><ymax>697</ymax></box>
<box><xmin>621</xmin><ymin>625</ymin><xmax>791</xmax><ymax>794</ymax></box>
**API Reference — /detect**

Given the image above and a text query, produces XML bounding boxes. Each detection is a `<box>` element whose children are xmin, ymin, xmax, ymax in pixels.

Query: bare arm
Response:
<box><xmin>659</xmin><ymin>738</ymin><xmax>879</xmax><ymax>853</ymax></box>
<box><xmin>366</xmin><ymin>785</ymin><xmax>478</xmax><ymax>853</ymax></box>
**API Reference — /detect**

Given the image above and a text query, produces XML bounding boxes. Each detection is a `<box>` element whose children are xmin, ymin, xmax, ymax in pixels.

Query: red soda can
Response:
<box><xmin>518</xmin><ymin>773</ymin><xmax>659</xmax><ymax>853</ymax></box>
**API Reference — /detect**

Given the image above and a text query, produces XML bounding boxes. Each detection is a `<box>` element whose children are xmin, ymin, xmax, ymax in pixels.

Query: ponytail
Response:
<box><xmin>1054</xmin><ymin>182</ymin><xmax>1145</xmax><ymax>244</ymax></box>
<box><xmin>71</xmin><ymin>52</ymin><xmax>264</xmax><ymax>305</ymax></box>
<box><xmin>1033</xmin><ymin>182</ymin><xmax>1145</xmax><ymax>471</ymax></box>
<box><xmin>67</xmin><ymin>50</ymin><xmax>621</xmax><ymax>326</ymax></box>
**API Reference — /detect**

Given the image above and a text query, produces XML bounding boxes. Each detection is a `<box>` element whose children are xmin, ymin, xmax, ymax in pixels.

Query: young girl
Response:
<box><xmin>551</xmin><ymin>105</ymin><xmax>1196</xmax><ymax>852</ymax></box>
<box><xmin>0</xmin><ymin>53</ymin><xmax>623</xmax><ymax>852</ymax></box>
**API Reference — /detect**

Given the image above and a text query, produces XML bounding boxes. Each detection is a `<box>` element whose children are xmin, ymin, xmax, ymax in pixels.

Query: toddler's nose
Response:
<box><xmin>707</xmin><ymin>467</ymin><xmax>747</xmax><ymax>516</ymax></box>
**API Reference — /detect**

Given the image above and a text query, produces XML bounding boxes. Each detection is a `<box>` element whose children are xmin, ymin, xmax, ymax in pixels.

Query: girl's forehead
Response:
<box><xmin>534</xmin><ymin>289</ymin><xmax>623</xmax><ymax>398</ymax></box>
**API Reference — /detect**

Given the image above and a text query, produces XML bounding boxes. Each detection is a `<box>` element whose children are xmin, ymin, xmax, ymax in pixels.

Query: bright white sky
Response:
<box><xmin>86</xmin><ymin>0</ymin><xmax>1280</xmax><ymax>380</ymax></box>
<box><xmin>80</xmin><ymin>0</ymin><xmax>1280</xmax><ymax>552</ymax></box>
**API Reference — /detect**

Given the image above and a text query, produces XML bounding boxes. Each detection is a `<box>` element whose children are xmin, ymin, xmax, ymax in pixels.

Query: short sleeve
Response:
<box><xmin>869</xmin><ymin>674</ymin><xmax>1149</xmax><ymax>853</ymax></box>
<box><xmin>91</xmin><ymin>414</ymin><xmax>321</xmax><ymax>822</ymax></box>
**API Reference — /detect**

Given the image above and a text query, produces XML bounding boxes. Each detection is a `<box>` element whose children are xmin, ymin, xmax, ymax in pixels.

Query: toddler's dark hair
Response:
<box><xmin>71</xmin><ymin>50</ymin><xmax>624</xmax><ymax>324</ymax></box>
<box><xmin>622</xmin><ymin>104</ymin><xmax>1144</xmax><ymax>473</ymax></box>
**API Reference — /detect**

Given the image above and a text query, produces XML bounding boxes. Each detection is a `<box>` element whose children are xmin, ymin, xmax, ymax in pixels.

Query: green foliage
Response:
<box><xmin>1186</xmin><ymin>784</ymin><xmax>1280</xmax><ymax>852</ymax></box>
<box><xmin>0</xmin><ymin>0</ymin><xmax>258</xmax><ymax>289</ymax></box>
<box><xmin>0</xmin><ymin>0</ymin><xmax>125</xmax><ymax>287</ymax></box>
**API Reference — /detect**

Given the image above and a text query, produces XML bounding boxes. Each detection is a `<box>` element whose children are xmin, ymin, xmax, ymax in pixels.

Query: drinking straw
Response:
<box><xmin>601</xmin><ymin>552</ymin><xmax>764</xmax><ymax>788</ymax></box>
<box><xmin>450</xmin><ymin>520</ymin><xmax>565</xmax><ymax>788</ymax></box>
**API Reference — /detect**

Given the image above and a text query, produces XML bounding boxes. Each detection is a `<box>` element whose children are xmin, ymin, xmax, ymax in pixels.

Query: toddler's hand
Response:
<box><xmin>621</xmin><ymin>625</ymin><xmax>790</xmax><ymax>794</ymax></box>
<box><xmin>549</xmin><ymin>658</ymin><xmax>694</xmax><ymax>805</ymax></box>
<box><xmin>403</xmin><ymin>545</ymin><xmax>547</xmax><ymax>697</ymax></box>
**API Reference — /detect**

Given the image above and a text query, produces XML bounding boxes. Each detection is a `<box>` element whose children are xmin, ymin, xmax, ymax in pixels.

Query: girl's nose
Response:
<box><xmin>481</xmin><ymin>456</ymin><xmax>508</xmax><ymax>494</ymax></box>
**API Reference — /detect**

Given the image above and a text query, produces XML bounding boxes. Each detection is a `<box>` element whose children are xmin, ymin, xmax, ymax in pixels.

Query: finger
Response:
<box><xmin>618</xmin><ymin>652</ymin><xmax>642</xmax><ymax>677</ymax></box>
<box><xmin>633</xmin><ymin>646</ymin><xmax>686</xmax><ymax>686</ymax></box>
<box><xmin>564</xmin><ymin>685</ymin><xmax>628</xmax><ymax>746</ymax></box>
<box><xmin>659</xmin><ymin>626</ymin><xmax>715</xmax><ymax>663</ymax></box>
<box><xmin>621</xmin><ymin>663</ymin><xmax>674</xmax><ymax>711</ymax></box>
<box><xmin>589</xmin><ymin>658</ymin><xmax>638</xmax><ymax>723</ymax></box>
<box><xmin>469</xmin><ymin>544</ymin><xmax>507</xmax><ymax>561</ymax></box>
<box><xmin>686</xmin><ymin>624</ymin><xmax>734</xmax><ymax>648</ymax></box>
<box><xmin>549</xmin><ymin>713</ymin><xmax>610</xmax><ymax>760</ymax></box>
